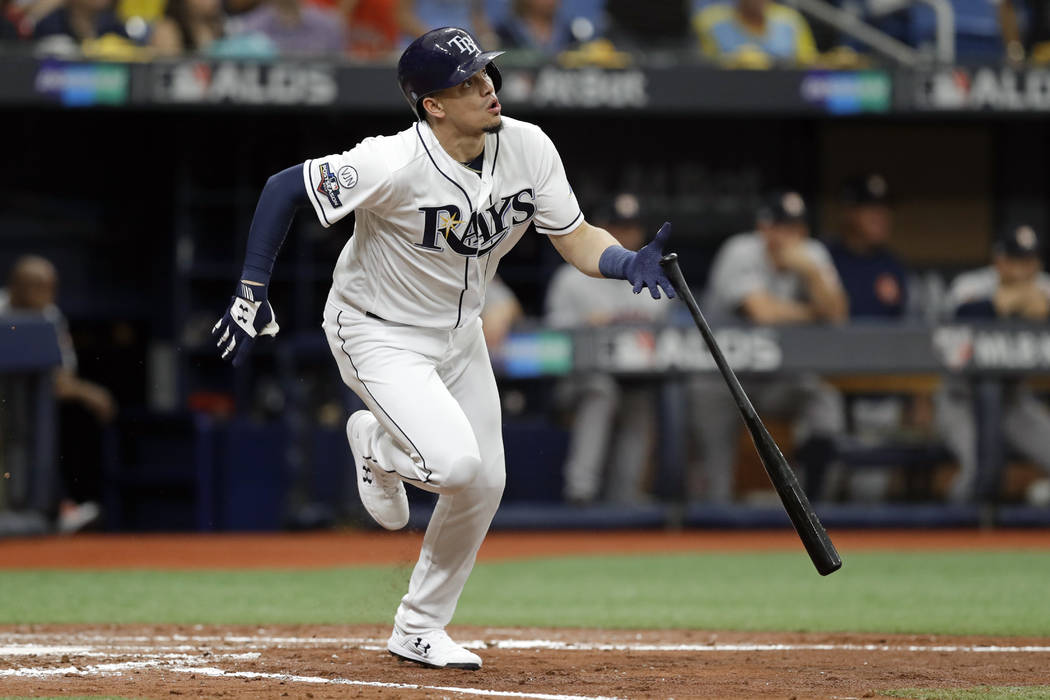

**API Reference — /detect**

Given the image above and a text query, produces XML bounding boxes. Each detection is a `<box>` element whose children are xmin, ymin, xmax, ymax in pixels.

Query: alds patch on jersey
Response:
<box><xmin>317</xmin><ymin>162</ymin><xmax>342</xmax><ymax>207</ymax></box>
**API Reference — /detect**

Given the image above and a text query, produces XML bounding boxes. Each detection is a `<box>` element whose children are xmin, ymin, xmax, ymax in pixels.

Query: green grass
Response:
<box><xmin>2</xmin><ymin>551</ymin><xmax>1049</xmax><ymax>635</ymax></box>
<box><xmin>883</xmin><ymin>688</ymin><xmax>1050</xmax><ymax>699</ymax></box>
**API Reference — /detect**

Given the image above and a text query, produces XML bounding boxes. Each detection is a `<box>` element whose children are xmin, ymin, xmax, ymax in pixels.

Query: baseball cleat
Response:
<box><xmin>387</xmin><ymin>627</ymin><xmax>482</xmax><ymax>670</ymax></box>
<box><xmin>347</xmin><ymin>410</ymin><xmax>409</xmax><ymax>530</ymax></box>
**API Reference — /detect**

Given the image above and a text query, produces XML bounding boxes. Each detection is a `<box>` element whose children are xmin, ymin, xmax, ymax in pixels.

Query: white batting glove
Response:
<box><xmin>212</xmin><ymin>282</ymin><xmax>280</xmax><ymax>367</ymax></box>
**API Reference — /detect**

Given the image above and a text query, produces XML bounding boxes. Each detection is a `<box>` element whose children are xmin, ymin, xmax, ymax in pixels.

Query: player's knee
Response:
<box><xmin>435</xmin><ymin>453</ymin><xmax>484</xmax><ymax>492</ymax></box>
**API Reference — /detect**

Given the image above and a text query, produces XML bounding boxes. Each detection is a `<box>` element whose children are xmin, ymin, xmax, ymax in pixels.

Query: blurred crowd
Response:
<box><xmin>0</xmin><ymin>0</ymin><xmax>1048</xmax><ymax>67</ymax></box>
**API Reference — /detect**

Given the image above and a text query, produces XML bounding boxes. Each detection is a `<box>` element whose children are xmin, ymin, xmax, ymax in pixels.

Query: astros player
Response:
<box><xmin>211</xmin><ymin>27</ymin><xmax>675</xmax><ymax>670</ymax></box>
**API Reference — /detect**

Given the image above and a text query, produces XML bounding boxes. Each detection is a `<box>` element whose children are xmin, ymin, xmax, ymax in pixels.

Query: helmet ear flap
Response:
<box><xmin>485</xmin><ymin>63</ymin><xmax>502</xmax><ymax>93</ymax></box>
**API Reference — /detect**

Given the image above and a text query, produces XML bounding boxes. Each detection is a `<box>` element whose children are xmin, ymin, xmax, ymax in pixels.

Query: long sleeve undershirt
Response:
<box><xmin>240</xmin><ymin>163</ymin><xmax>309</xmax><ymax>286</ymax></box>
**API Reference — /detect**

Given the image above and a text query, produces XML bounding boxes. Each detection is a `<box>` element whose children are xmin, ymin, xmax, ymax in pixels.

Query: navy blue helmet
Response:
<box><xmin>397</xmin><ymin>27</ymin><xmax>504</xmax><ymax>121</ymax></box>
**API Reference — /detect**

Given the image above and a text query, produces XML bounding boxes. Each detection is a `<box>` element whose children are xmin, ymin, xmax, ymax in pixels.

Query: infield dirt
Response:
<box><xmin>2</xmin><ymin>624</ymin><xmax>1050</xmax><ymax>699</ymax></box>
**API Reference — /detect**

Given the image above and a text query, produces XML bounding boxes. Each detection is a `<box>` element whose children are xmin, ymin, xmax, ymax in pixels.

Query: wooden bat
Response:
<box><xmin>660</xmin><ymin>253</ymin><xmax>842</xmax><ymax>576</ymax></box>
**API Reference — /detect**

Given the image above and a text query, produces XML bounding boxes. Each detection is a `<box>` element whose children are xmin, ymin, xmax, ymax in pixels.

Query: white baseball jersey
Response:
<box><xmin>704</xmin><ymin>231</ymin><xmax>842</xmax><ymax>321</ymax></box>
<box><xmin>303</xmin><ymin>116</ymin><xmax>583</xmax><ymax>329</ymax></box>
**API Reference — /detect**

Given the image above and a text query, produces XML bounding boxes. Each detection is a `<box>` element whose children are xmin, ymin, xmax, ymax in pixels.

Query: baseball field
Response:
<box><xmin>1</xmin><ymin>529</ymin><xmax>1049</xmax><ymax>699</ymax></box>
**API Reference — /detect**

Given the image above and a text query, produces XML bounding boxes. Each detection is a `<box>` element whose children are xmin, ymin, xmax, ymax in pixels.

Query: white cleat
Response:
<box><xmin>387</xmin><ymin>627</ymin><xmax>482</xmax><ymax>670</ymax></box>
<box><xmin>347</xmin><ymin>410</ymin><xmax>409</xmax><ymax>530</ymax></box>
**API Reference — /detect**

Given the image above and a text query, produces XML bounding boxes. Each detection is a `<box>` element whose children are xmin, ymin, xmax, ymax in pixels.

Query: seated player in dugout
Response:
<box><xmin>0</xmin><ymin>255</ymin><xmax>112</xmax><ymax>532</ymax></box>
<box><xmin>827</xmin><ymin>174</ymin><xmax>923</xmax><ymax>501</ymax></box>
<box><xmin>935</xmin><ymin>224</ymin><xmax>1050</xmax><ymax>505</ymax></box>
<box><xmin>693</xmin><ymin>0</ymin><xmax>818</xmax><ymax>68</ymax></box>
<box><xmin>827</xmin><ymin>174</ymin><xmax>909</xmax><ymax>320</ymax></box>
<box><xmin>687</xmin><ymin>191</ymin><xmax>847</xmax><ymax>503</ymax></box>
<box><xmin>210</xmin><ymin>27</ymin><xmax>676</xmax><ymax>671</ymax></box>
<box><xmin>545</xmin><ymin>193</ymin><xmax>670</xmax><ymax>506</ymax></box>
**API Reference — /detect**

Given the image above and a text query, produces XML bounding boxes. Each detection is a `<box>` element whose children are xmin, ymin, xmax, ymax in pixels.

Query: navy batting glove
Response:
<box><xmin>599</xmin><ymin>222</ymin><xmax>676</xmax><ymax>300</ymax></box>
<box><xmin>211</xmin><ymin>282</ymin><xmax>280</xmax><ymax>367</ymax></box>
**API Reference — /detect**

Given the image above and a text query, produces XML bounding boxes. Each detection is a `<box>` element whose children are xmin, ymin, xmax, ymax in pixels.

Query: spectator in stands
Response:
<box><xmin>152</xmin><ymin>0</ymin><xmax>275</xmax><ymax>56</ymax></box>
<box><xmin>149</xmin><ymin>0</ymin><xmax>221</xmax><ymax>53</ymax></box>
<box><xmin>827</xmin><ymin>174</ymin><xmax>908</xmax><ymax>320</ymax></box>
<box><xmin>319</xmin><ymin>0</ymin><xmax>491</xmax><ymax>60</ymax></box>
<box><xmin>1</xmin><ymin>0</ymin><xmax>23</xmax><ymax>38</ymax></box>
<box><xmin>1026</xmin><ymin>0</ymin><xmax>1050</xmax><ymax>62</ymax></box>
<box><xmin>545</xmin><ymin>193</ymin><xmax>668</xmax><ymax>505</ymax></box>
<box><xmin>690</xmin><ymin>191</ymin><xmax>846</xmax><ymax>502</ymax></box>
<box><xmin>935</xmin><ymin>224</ymin><xmax>1050</xmax><ymax>505</ymax></box>
<box><xmin>334</xmin><ymin>0</ymin><xmax>398</xmax><ymax>59</ymax></box>
<box><xmin>602</xmin><ymin>0</ymin><xmax>691</xmax><ymax>50</ymax></box>
<box><xmin>402</xmin><ymin>0</ymin><xmax>494</xmax><ymax>47</ymax></box>
<box><xmin>33</xmin><ymin>0</ymin><xmax>128</xmax><ymax>45</ymax></box>
<box><xmin>495</xmin><ymin>0</ymin><xmax>578</xmax><ymax>56</ymax></box>
<box><xmin>232</xmin><ymin>0</ymin><xmax>343</xmax><ymax>55</ymax></box>
<box><xmin>693</xmin><ymin>0</ymin><xmax>817</xmax><ymax>67</ymax></box>
<box><xmin>1000</xmin><ymin>0</ymin><xmax>1050</xmax><ymax>64</ymax></box>
<box><xmin>0</xmin><ymin>255</ymin><xmax>111</xmax><ymax>532</ymax></box>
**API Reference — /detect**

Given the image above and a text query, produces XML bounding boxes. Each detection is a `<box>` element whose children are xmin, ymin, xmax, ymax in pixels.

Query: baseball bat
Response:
<box><xmin>660</xmin><ymin>253</ymin><xmax>842</xmax><ymax>576</ymax></box>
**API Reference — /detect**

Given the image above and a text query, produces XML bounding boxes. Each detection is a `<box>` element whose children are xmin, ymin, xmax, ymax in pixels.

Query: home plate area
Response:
<box><xmin>1</xmin><ymin>625</ymin><xmax>1048</xmax><ymax>699</ymax></box>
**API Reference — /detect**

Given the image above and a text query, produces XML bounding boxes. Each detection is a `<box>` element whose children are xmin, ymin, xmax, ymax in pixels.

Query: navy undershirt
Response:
<box><xmin>241</xmin><ymin>151</ymin><xmax>483</xmax><ymax>289</ymax></box>
<box><xmin>240</xmin><ymin>163</ymin><xmax>309</xmax><ymax>286</ymax></box>
<box><xmin>460</xmin><ymin>150</ymin><xmax>484</xmax><ymax>177</ymax></box>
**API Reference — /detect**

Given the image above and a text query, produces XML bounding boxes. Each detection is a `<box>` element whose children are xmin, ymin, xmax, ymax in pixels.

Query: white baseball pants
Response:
<box><xmin>322</xmin><ymin>302</ymin><xmax>506</xmax><ymax>634</ymax></box>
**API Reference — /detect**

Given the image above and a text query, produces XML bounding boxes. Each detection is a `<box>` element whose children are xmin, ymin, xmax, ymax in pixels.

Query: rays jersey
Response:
<box><xmin>303</xmin><ymin>116</ymin><xmax>582</xmax><ymax>329</ymax></box>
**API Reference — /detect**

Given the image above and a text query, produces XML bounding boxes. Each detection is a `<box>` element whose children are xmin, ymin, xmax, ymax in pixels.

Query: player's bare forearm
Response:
<box><xmin>1018</xmin><ymin>285</ymin><xmax>1050</xmax><ymax>321</ymax></box>
<box><xmin>549</xmin><ymin>220</ymin><xmax>619</xmax><ymax>278</ymax></box>
<box><xmin>741</xmin><ymin>291</ymin><xmax>816</xmax><ymax>324</ymax></box>
<box><xmin>800</xmin><ymin>266</ymin><xmax>848</xmax><ymax>322</ymax></box>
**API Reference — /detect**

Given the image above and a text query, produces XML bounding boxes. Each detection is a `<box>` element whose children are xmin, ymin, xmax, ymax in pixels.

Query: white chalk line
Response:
<box><xmin>0</xmin><ymin>644</ymin><xmax>259</xmax><ymax>660</ymax></box>
<box><xmin>0</xmin><ymin>657</ymin><xmax>622</xmax><ymax>700</ymax></box>
<box><xmin>5</xmin><ymin>634</ymin><xmax>1050</xmax><ymax>654</ymax></box>
<box><xmin>167</xmin><ymin>666</ymin><xmax>623</xmax><ymax>700</ymax></box>
<box><xmin>487</xmin><ymin>640</ymin><xmax>1050</xmax><ymax>654</ymax></box>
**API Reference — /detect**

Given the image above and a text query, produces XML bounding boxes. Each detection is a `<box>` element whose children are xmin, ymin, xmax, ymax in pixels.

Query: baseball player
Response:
<box><xmin>935</xmin><ymin>224</ymin><xmax>1050</xmax><ymax>503</ymax></box>
<box><xmin>691</xmin><ymin>191</ymin><xmax>846</xmax><ymax>502</ymax></box>
<box><xmin>211</xmin><ymin>27</ymin><xmax>674</xmax><ymax>670</ymax></box>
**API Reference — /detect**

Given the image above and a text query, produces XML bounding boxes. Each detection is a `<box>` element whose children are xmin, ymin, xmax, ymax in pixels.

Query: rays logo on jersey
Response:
<box><xmin>317</xmin><ymin>162</ymin><xmax>342</xmax><ymax>207</ymax></box>
<box><xmin>416</xmin><ymin>188</ymin><xmax>535</xmax><ymax>256</ymax></box>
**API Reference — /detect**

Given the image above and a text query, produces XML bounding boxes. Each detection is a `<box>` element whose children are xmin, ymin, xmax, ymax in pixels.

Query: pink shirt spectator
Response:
<box><xmin>235</xmin><ymin>0</ymin><xmax>344</xmax><ymax>55</ymax></box>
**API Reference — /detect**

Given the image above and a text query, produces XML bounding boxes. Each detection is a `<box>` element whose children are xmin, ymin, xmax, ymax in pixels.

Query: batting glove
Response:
<box><xmin>212</xmin><ymin>282</ymin><xmax>280</xmax><ymax>367</ymax></box>
<box><xmin>599</xmin><ymin>221</ymin><xmax>676</xmax><ymax>300</ymax></box>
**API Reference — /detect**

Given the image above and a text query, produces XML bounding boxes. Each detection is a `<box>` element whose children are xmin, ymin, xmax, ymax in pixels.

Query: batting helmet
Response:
<box><xmin>397</xmin><ymin>27</ymin><xmax>504</xmax><ymax>121</ymax></box>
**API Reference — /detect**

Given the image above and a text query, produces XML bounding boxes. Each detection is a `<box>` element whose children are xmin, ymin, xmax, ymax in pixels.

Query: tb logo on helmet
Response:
<box><xmin>447</xmin><ymin>34</ymin><xmax>480</xmax><ymax>56</ymax></box>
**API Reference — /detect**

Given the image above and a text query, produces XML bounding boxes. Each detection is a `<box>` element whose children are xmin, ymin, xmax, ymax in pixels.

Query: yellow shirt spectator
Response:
<box><xmin>695</xmin><ymin>0</ymin><xmax>817</xmax><ymax>67</ymax></box>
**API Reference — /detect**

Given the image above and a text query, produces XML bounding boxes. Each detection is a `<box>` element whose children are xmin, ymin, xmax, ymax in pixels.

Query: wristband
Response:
<box><xmin>598</xmin><ymin>245</ymin><xmax>633</xmax><ymax>280</ymax></box>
